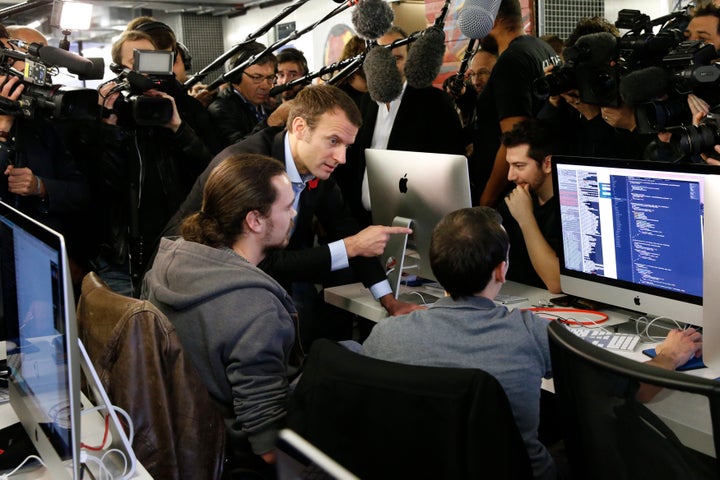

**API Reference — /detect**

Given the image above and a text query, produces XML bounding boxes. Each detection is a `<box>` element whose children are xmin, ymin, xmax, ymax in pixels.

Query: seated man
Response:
<box><xmin>496</xmin><ymin>118</ymin><xmax>562</xmax><ymax>293</ymax></box>
<box><xmin>143</xmin><ymin>154</ymin><xmax>301</xmax><ymax>478</ymax></box>
<box><xmin>363</xmin><ymin>206</ymin><xmax>702</xmax><ymax>480</ymax></box>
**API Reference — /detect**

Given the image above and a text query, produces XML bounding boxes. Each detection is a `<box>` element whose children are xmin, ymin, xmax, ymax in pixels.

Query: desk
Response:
<box><xmin>325</xmin><ymin>281</ymin><xmax>719</xmax><ymax>458</ymax></box>
<box><xmin>0</xmin><ymin>341</ymin><xmax>152</xmax><ymax>479</ymax></box>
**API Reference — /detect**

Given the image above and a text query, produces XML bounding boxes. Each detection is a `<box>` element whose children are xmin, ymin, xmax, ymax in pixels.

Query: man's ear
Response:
<box><xmin>494</xmin><ymin>260</ymin><xmax>508</xmax><ymax>284</ymax></box>
<box><xmin>542</xmin><ymin>155</ymin><xmax>553</xmax><ymax>174</ymax></box>
<box><xmin>290</xmin><ymin>115</ymin><xmax>306</xmax><ymax>137</ymax></box>
<box><xmin>245</xmin><ymin>210</ymin><xmax>264</xmax><ymax>234</ymax></box>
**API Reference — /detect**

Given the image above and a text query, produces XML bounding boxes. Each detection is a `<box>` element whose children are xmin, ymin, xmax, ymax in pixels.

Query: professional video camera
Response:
<box><xmin>632</xmin><ymin>40</ymin><xmax>720</xmax><ymax>134</ymax></box>
<box><xmin>533</xmin><ymin>32</ymin><xmax>619</xmax><ymax>106</ymax></box>
<box><xmin>0</xmin><ymin>39</ymin><xmax>102</xmax><ymax>121</ymax></box>
<box><xmin>105</xmin><ymin>50</ymin><xmax>176</xmax><ymax>127</ymax></box>
<box><xmin>534</xmin><ymin>8</ymin><xmax>691</xmax><ymax>107</ymax></box>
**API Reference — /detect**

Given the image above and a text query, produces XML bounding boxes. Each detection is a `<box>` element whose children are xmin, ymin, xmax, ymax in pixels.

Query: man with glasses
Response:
<box><xmin>208</xmin><ymin>41</ymin><xmax>278</xmax><ymax>148</ymax></box>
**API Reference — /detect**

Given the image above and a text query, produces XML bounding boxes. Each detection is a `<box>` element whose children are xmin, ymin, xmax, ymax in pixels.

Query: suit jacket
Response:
<box><xmin>207</xmin><ymin>87</ymin><xmax>262</xmax><ymax>149</ymax></box>
<box><xmin>164</xmin><ymin>127</ymin><xmax>387</xmax><ymax>290</ymax></box>
<box><xmin>336</xmin><ymin>85</ymin><xmax>465</xmax><ymax>226</ymax></box>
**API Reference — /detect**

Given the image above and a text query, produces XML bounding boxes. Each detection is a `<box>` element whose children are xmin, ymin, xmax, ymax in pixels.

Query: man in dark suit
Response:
<box><xmin>164</xmin><ymin>85</ymin><xmax>421</xmax><ymax>347</ymax></box>
<box><xmin>336</xmin><ymin>26</ymin><xmax>465</xmax><ymax>227</ymax></box>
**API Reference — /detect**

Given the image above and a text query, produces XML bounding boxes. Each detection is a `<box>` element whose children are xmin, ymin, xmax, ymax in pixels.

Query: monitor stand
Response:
<box><xmin>381</xmin><ymin>216</ymin><xmax>413</xmax><ymax>299</ymax></box>
<box><xmin>78</xmin><ymin>339</ymin><xmax>138</xmax><ymax>478</ymax></box>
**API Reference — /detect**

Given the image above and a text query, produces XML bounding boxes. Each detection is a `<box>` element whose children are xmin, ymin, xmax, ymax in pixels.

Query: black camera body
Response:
<box><xmin>109</xmin><ymin>50</ymin><xmax>175</xmax><ymax>127</ymax></box>
<box><xmin>0</xmin><ymin>46</ymin><xmax>99</xmax><ymax>121</ymax></box>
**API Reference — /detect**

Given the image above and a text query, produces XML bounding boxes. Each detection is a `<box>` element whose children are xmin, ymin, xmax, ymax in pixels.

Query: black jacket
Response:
<box><xmin>164</xmin><ymin>127</ymin><xmax>387</xmax><ymax>290</ymax></box>
<box><xmin>207</xmin><ymin>87</ymin><xmax>262</xmax><ymax>149</ymax></box>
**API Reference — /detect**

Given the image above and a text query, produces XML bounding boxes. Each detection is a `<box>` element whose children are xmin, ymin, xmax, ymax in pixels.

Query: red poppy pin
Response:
<box><xmin>307</xmin><ymin>178</ymin><xmax>319</xmax><ymax>190</ymax></box>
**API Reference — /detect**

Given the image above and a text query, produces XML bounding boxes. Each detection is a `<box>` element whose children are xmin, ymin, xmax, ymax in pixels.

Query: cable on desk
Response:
<box><xmin>0</xmin><ymin>455</ymin><xmax>45</xmax><ymax>480</ymax></box>
<box><xmin>523</xmin><ymin>307</ymin><xmax>609</xmax><ymax>326</ymax></box>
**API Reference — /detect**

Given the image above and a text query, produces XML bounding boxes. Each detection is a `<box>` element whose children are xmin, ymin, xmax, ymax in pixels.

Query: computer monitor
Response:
<box><xmin>552</xmin><ymin>156</ymin><xmax>720</xmax><ymax>328</ymax></box>
<box><xmin>366</xmin><ymin>149</ymin><xmax>471</xmax><ymax>293</ymax></box>
<box><xmin>0</xmin><ymin>201</ymin><xmax>81</xmax><ymax>479</ymax></box>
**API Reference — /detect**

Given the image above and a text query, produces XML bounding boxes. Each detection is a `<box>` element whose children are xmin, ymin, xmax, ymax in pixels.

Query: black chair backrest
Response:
<box><xmin>547</xmin><ymin>320</ymin><xmax>720</xmax><ymax>480</ymax></box>
<box><xmin>287</xmin><ymin>339</ymin><xmax>532</xmax><ymax>480</ymax></box>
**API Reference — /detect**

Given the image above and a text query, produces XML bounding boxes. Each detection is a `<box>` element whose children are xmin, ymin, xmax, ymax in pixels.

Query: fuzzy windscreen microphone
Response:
<box><xmin>405</xmin><ymin>26</ymin><xmax>446</xmax><ymax>89</ymax></box>
<box><xmin>620</xmin><ymin>66</ymin><xmax>672</xmax><ymax>107</ymax></box>
<box><xmin>364</xmin><ymin>44</ymin><xmax>403</xmax><ymax>103</ymax></box>
<box><xmin>351</xmin><ymin>0</ymin><xmax>394</xmax><ymax>40</ymax></box>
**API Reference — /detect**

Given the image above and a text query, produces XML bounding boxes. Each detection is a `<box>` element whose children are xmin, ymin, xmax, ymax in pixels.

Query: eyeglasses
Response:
<box><xmin>466</xmin><ymin>70</ymin><xmax>491</xmax><ymax>79</ymax></box>
<box><xmin>243</xmin><ymin>71</ymin><xmax>277</xmax><ymax>85</ymax></box>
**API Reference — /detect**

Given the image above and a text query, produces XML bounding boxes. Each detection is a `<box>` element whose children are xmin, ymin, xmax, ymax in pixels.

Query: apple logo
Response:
<box><xmin>634</xmin><ymin>296</ymin><xmax>641</xmax><ymax>306</ymax></box>
<box><xmin>398</xmin><ymin>174</ymin><xmax>408</xmax><ymax>194</ymax></box>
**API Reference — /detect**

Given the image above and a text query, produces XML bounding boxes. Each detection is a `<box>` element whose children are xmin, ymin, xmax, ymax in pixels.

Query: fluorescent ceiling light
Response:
<box><xmin>59</xmin><ymin>2</ymin><xmax>93</xmax><ymax>30</ymax></box>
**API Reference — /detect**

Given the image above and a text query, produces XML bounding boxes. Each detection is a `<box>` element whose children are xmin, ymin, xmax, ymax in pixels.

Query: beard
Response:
<box><xmin>262</xmin><ymin>218</ymin><xmax>293</xmax><ymax>255</ymax></box>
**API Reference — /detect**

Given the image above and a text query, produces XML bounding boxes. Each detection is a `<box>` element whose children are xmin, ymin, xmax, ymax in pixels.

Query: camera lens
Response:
<box><xmin>677</xmin><ymin>123</ymin><xmax>720</xmax><ymax>155</ymax></box>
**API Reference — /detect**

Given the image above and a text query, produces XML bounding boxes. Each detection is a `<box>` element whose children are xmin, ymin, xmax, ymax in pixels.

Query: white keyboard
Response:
<box><xmin>568</xmin><ymin>327</ymin><xmax>641</xmax><ymax>351</ymax></box>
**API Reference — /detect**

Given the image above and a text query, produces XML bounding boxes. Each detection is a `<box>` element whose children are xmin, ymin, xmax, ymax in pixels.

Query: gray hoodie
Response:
<box><xmin>142</xmin><ymin>237</ymin><xmax>299</xmax><ymax>455</ymax></box>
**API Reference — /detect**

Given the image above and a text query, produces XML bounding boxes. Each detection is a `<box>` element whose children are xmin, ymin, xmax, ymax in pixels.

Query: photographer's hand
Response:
<box><xmin>146</xmin><ymin>89</ymin><xmax>181</xmax><ymax>133</ymax></box>
<box><xmin>0</xmin><ymin>75</ymin><xmax>24</xmax><ymax>137</ymax></box>
<box><xmin>98</xmin><ymin>81</ymin><xmax>119</xmax><ymax>125</ymax></box>
<box><xmin>4</xmin><ymin>165</ymin><xmax>46</xmax><ymax>197</ymax></box>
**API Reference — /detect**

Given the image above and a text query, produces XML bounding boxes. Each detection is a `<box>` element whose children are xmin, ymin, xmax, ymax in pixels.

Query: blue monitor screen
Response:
<box><xmin>558</xmin><ymin>166</ymin><xmax>704</xmax><ymax>298</ymax></box>
<box><xmin>553</xmin><ymin>157</ymin><xmax>713</xmax><ymax>326</ymax></box>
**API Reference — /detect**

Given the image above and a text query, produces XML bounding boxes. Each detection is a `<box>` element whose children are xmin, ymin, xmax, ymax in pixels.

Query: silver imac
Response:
<box><xmin>0</xmin><ymin>201</ymin><xmax>81</xmax><ymax>479</ymax></box>
<box><xmin>366</xmin><ymin>149</ymin><xmax>471</xmax><ymax>295</ymax></box>
<box><xmin>0</xmin><ymin>201</ymin><xmax>137</xmax><ymax>477</ymax></box>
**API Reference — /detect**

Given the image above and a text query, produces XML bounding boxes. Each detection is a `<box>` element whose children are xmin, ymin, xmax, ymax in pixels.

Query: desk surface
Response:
<box><xmin>0</xmin><ymin>340</ymin><xmax>151</xmax><ymax>479</ymax></box>
<box><xmin>325</xmin><ymin>281</ymin><xmax>719</xmax><ymax>458</ymax></box>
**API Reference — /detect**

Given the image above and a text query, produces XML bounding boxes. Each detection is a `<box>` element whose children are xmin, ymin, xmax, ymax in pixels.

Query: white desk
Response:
<box><xmin>0</xmin><ymin>341</ymin><xmax>151</xmax><ymax>479</ymax></box>
<box><xmin>324</xmin><ymin>281</ymin><xmax>719</xmax><ymax>458</ymax></box>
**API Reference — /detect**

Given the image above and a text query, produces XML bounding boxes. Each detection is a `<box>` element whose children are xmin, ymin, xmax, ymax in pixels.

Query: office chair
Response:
<box><xmin>547</xmin><ymin>320</ymin><xmax>720</xmax><ymax>480</ymax></box>
<box><xmin>76</xmin><ymin>272</ymin><xmax>225</xmax><ymax>480</ymax></box>
<box><xmin>287</xmin><ymin>339</ymin><xmax>532</xmax><ymax>480</ymax></box>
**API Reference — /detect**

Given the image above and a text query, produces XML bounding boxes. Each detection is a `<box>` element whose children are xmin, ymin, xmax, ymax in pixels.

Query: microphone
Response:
<box><xmin>457</xmin><ymin>0</ymin><xmax>501</xmax><ymax>39</ymax></box>
<box><xmin>351</xmin><ymin>0</ymin><xmax>394</xmax><ymax>40</ymax></box>
<box><xmin>26</xmin><ymin>43</ymin><xmax>94</xmax><ymax>76</ymax></box>
<box><xmin>78</xmin><ymin>57</ymin><xmax>106</xmax><ymax>81</ymax></box>
<box><xmin>363</xmin><ymin>44</ymin><xmax>403</xmax><ymax>103</ymax></box>
<box><xmin>564</xmin><ymin>32</ymin><xmax>617</xmax><ymax>66</ymax></box>
<box><xmin>619</xmin><ymin>66</ymin><xmax>671</xmax><ymax>107</ymax></box>
<box><xmin>404</xmin><ymin>26</ymin><xmax>446</xmax><ymax>89</ymax></box>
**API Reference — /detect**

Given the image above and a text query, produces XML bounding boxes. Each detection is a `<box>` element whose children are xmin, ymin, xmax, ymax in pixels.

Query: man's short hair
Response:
<box><xmin>286</xmin><ymin>84</ymin><xmax>362</xmax><ymax>132</ymax></box>
<box><xmin>111</xmin><ymin>30</ymin><xmax>157</xmax><ymax>66</ymax></box>
<box><xmin>565</xmin><ymin>16</ymin><xmax>620</xmax><ymax>47</ymax></box>
<box><xmin>692</xmin><ymin>5</ymin><xmax>720</xmax><ymax>34</ymax></box>
<box><xmin>501</xmin><ymin>119</ymin><xmax>560</xmax><ymax>165</ymax></box>
<box><xmin>496</xmin><ymin>0</ymin><xmax>523</xmax><ymax>32</ymax></box>
<box><xmin>127</xmin><ymin>16</ymin><xmax>177</xmax><ymax>51</ymax></box>
<box><xmin>276</xmin><ymin>47</ymin><xmax>308</xmax><ymax>75</ymax></box>
<box><xmin>227</xmin><ymin>41</ymin><xmax>278</xmax><ymax>83</ymax></box>
<box><xmin>181</xmin><ymin>154</ymin><xmax>286</xmax><ymax>249</ymax></box>
<box><xmin>430</xmin><ymin>207</ymin><xmax>509</xmax><ymax>299</ymax></box>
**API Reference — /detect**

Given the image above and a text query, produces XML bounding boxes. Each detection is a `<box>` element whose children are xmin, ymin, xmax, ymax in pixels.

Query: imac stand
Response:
<box><xmin>381</xmin><ymin>216</ymin><xmax>413</xmax><ymax>299</ymax></box>
<box><xmin>78</xmin><ymin>339</ymin><xmax>138</xmax><ymax>478</ymax></box>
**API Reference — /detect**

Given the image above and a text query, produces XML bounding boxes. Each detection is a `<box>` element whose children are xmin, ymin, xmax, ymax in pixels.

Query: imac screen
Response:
<box><xmin>366</xmin><ymin>148</ymin><xmax>471</xmax><ymax>285</ymax></box>
<box><xmin>0</xmin><ymin>201</ymin><xmax>80</xmax><ymax>477</ymax></box>
<box><xmin>552</xmin><ymin>156</ymin><xmax>713</xmax><ymax>326</ymax></box>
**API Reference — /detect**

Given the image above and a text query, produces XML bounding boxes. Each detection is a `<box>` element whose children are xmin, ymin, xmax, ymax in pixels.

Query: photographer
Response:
<box><xmin>81</xmin><ymin>30</ymin><xmax>213</xmax><ymax>296</ymax></box>
<box><xmin>0</xmin><ymin>27</ymin><xmax>92</xmax><ymax>286</ymax></box>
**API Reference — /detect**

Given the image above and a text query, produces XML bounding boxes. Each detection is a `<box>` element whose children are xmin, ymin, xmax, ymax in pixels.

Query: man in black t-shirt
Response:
<box><xmin>495</xmin><ymin>119</ymin><xmax>562</xmax><ymax>293</ymax></box>
<box><xmin>469</xmin><ymin>0</ymin><xmax>561</xmax><ymax>206</ymax></box>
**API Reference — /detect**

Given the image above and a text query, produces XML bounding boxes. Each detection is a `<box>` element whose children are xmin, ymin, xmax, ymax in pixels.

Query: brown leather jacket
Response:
<box><xmin>77</xmin><ymin>272</ymin><xmax>225</xmax><ymax>479</ymax></box>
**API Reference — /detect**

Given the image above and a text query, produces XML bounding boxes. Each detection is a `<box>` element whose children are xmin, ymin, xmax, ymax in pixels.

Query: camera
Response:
<box><xmin>0</xmin><ymin>41</ymin><xmax>101</xmax><ymax>121</ymax></box>
<box><xmin>107</xmin><ymin>50</ymin><xmax>175</xmax><ymax>127</ymax></box>
<box><xmin>671</xmin><ymin>111</ymin><xmax>720</xmax><ymax>156</ymax></box>
<box><xmin>633</xmin><ymin>41</ymin><xmax>720</xmax><ymax>134</ymax></box>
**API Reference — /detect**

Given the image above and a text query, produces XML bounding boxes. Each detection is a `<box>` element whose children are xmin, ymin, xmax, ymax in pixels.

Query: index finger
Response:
<box><xmin>384</xmin><ymin>226</ymin><xmax>413</xmax><ymax>235</ymax></box>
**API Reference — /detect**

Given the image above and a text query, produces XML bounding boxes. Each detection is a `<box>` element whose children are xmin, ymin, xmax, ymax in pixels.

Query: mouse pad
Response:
<box><xmin>642</xmin><ymin>349</ymin><xmax>706</xmax><ymax>371</ymax></box>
